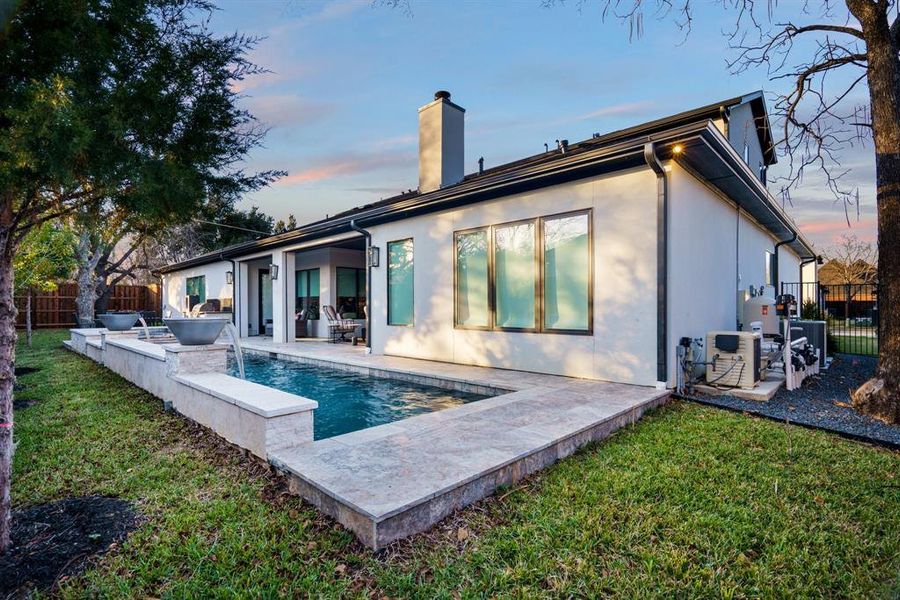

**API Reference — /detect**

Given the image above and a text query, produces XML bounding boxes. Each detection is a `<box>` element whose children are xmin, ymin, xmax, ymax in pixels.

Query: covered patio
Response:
<box><xmin>231</xmin><ymin>234</ymin><xmax>368</xmax><ymax>343</ymax></box>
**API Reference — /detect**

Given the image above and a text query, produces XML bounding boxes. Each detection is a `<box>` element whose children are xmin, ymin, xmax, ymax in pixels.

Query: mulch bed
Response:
<box><xmin>690</xmin><ymin>354</ymin><xmax>900</xmax><ymax>449</ymax></box>
<box><xmin>0</xmin><ymin>496</ymin><xmax>138</xmax><ymax>598</ymax></box>
<box><xmin>12</xmin><ymin>397</ymin><xmax>39</xmax><ymax>410</ymax></box>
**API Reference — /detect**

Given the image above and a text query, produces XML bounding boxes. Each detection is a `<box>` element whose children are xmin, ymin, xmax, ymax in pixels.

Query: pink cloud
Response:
<box><xmin>278</xmin><ymin>151</ymin><xmax>415</xmax><ymax>185</ymax></box>
<box><xmin>799</xmin><ymin>217</ymin><xmax>877</xmax><ymax>246</ymax></box>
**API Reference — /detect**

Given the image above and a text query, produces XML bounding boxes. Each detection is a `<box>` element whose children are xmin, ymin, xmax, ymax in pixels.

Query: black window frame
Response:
<box><xmin>452</xmin><ymin>208</ymin><xmax>593</xmax><ymax>336</ymax></box>
<box><xmin>185</xmin><ymin>275</ymin><xmax>206</xmax><ymax>310</ymax></box>
<box><xmin>386</xmin><ymin>238</ymin><xmax>415</xmax><ymax>327</ymax></box>
<box><xmin>453</xmin><ymin>226</ymin><xmax>493</xmax><ymax>331</ymax></box>
<box><xmin>492</xmin><ymin>217</ymin><xmax>540</xmax><ymax>333</ymax></box>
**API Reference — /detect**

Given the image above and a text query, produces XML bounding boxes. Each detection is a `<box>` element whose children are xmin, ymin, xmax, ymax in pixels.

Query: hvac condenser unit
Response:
<box><xmin>706</xmin><ymin>331</ymin><xmax>762</xmax><ymax>389</ymax></box>
<box><xmin>793</xmin><ymin>320</ymin><xmax>828</xmax><ymax>367</ymax></box>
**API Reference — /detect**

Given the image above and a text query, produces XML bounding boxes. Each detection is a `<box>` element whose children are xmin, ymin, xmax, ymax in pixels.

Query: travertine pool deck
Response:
<box><xmin>240</xmin><ymin>340</ymin><xmax>669</xmax><ymax>549</ymax></box>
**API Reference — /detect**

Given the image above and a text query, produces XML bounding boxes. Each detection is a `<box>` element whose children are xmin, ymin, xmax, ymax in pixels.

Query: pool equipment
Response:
<box><xmin>705</xmin><ymin>331</ymin><xmax>762</xmax><ymax>389</ymax></box>
<box><xmin>743</xmin><ymin>288</ymin><xmax>778</xmax><ymax>335</ymax></box>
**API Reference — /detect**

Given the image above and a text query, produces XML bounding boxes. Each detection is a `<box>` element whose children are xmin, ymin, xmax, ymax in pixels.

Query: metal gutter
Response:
<box><xmin>158</xmin><ymin>118</ymin><xmax>808</xmax><ymax>276</ymax></box>
<box><xmin>772</xmin><ymin>232</ymin><xmax>797</xmax><ymax>289</ymax></box>
<box><xmin>643</xmin><ymin>142</ymin><xmax>668</xmax><ymax>386</ymax></box>
<box><xmin>688</xmin><ymin>125</ymin><xmax>815</xmax><ymax>259</ymax></box>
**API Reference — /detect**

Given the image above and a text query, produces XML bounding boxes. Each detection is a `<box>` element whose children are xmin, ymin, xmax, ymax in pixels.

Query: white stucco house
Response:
<box><xmin>157</xmin><ymin>90</ymin><xmax>818</xmax><ymax>389</ymax></box>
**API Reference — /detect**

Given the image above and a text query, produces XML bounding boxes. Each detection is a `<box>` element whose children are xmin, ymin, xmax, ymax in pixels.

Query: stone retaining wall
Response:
<box><xmin>66</xmin><ymin>330</ymin><xmax>317</xmax><ymax>460</ymax></box>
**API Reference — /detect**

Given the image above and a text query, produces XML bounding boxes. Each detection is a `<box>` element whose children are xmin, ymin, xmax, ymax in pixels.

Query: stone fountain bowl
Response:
<box><xmin>164</xmin><ymin>317</ymin><xmax>229</xmax><ymax>346</ymax></box>
<box><xmin>98</xmin><ymin>312</ymin><xmax>139</xmax><ymax>331</ymax></box>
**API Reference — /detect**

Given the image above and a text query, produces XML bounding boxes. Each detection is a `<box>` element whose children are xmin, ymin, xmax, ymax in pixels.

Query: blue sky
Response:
<box><xmin>211</xmin><ymin>0</ymin><xmax>878</xmax><ymax>250</ymax></box>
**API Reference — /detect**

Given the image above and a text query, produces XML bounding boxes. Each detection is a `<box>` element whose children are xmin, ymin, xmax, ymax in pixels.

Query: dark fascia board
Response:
<box><xmin>685</xmin><ymin>123</ymin><xmax>814</xmax><ymax>258</ymax></box>
<box><xmin>157</xmin><ymin>118</ymin><xmax>805</xmax><ymax>275</ymax></box>
<box><xmin>739</xmin><ymin>91</ymin><xmax>778</xmax><ymax>166</ymax></box>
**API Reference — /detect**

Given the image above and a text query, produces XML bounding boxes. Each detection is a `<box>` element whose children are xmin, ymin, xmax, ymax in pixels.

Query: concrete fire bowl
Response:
<box><xmin>98</xmin><ymin>312</ymin><xmax>139</xmax><ymax>331</ymax></box>
<box><xmin>164</xmin><ymin>317</ymin><xmax>229</xmax><ymax>346</ymax></box>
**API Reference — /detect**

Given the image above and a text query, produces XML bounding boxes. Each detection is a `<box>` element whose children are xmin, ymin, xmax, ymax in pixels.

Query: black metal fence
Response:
<box><xmin>781</xmin><ymin>282</ymin><xmax>879</xmax><ymax>356</ymax></box>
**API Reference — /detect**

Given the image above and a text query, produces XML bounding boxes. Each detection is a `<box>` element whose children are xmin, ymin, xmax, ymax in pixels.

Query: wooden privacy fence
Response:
<box><xmin>14</xmin><ymin>283</ymin><xmax>161</xmax><ymax>329</ymax></box>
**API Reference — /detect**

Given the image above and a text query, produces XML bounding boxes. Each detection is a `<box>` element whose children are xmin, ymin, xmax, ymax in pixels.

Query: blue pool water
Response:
<box><xmin>228</xmin><ymin>354</ymin><xmax>490</xmax><ymax>440</ymax></box>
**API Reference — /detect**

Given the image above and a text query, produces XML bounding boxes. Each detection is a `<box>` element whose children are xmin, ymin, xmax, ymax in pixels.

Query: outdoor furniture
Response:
<box><xmin>295</xmin><ymin>309</ymin><xmax>308</xmax><ymax>338</ymax></box>
<box><xmin>323</xmin><ymin>305</ymin><xmax>357</xmax><ymax>343</ymax></box>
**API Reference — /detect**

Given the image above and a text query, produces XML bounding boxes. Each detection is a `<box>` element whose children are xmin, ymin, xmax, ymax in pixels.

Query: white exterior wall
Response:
<box><xmin>668</xmin><ymin>164</ymin><xmax>739</xmax><ymax>385</ymax></box>
<box><xmin>667</xmin><ymin>163</ymin><xmax>804</xmax><ymax>384</ymax></box>
<box><xmin>801</xmin><ymin>261</ymin><xmax>818</xmax><ymax>285</ymax></box>
<box><xmin>162</xmin><ymin>261</ymin><xmax>232</xmax><ymax>314</ymax></box>
<box><xmin>367</xmin><ymin>168</ymin><xmax>660</xmax><ymax>386</ymax></box>
<box><xmin>727</xmin><ymin>103</ymin><xmax>766</xmax><ymax>182</ymax></box>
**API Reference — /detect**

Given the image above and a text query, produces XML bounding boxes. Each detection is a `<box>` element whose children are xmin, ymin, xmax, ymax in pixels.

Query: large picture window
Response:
<box><xmin>186</xmin><ymin>275</ymin><xmax>206</xmax><ymax>310</ymax></box>
<box><xmin>387</xmin><ymin>239</ymin><xmax>414</xmax><ymax>326</ymax></box>
<box><xmin>543</xmin><ymin>212</ymin><xmax>590</xmax><ymax>331</ymax></box>
<box><xmin>336</xmin><ymin>267</ymin><xmax>365</xmax><ymax>318</ymax></box>
<box><xmin>494</xmin><ymin>221</ymin><xmax>537</xmax><ymax>330</ymax></box>
<box><xmin>295</xmin><ymin>268</ymin><xmax>320</xmax><ymax>320</ymax></box>
<box><xmin>455</xmin><ymin>229</ymin><xmax>490</xmax><ymax>328</ymax></box>
<box><xmin>453</xmin><ymin>209</ymin><xmax>592</xmax><ymax>334</ymax></box>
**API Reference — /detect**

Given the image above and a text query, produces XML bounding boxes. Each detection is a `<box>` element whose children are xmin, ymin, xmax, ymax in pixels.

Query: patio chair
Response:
<box><xmin>323</xmin><ymin>305</ymin><xmax>357</xmax><ymax>343</ymax></box>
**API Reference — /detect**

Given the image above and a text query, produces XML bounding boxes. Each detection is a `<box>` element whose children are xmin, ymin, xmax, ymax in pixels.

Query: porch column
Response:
<box><xmin>237</xmin><ymin>261</ymin><xmax>250</xmax><ymax>338</ymax></box>
<box><xmin>284</xmin><ymin>252</ymin><xmax>296</xmax><ymax>342</ymax></box>
<box><xmin>271</xmin><ymin>248</ymin><xmax>288</xmax><ymax>343</ymax></box>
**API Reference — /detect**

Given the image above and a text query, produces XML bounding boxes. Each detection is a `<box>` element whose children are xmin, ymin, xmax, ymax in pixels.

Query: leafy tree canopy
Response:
<box><xmin>13</xmin><ymin>221</ymin><xmax>76</xmax><ymax>293</ymax></box>
<box><xmin>0</xmin><ymin>0</ymin><xmax>283</xmax><ymax>245</ymax></box>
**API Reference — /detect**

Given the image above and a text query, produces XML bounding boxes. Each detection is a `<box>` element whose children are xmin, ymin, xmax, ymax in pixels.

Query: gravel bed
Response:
<box><xmin>691</xmin><ymin>354</ymin><xmax>900</xmax><ymax>449</ymax></box>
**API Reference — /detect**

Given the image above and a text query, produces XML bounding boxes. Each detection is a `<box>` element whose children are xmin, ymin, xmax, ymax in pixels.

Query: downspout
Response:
<box><xmin>773</xmin><ymin>232</ymin><xmax>797</xmax><ymax>295</ymax></box>
<box><xmin>644</xmin><ymin>142</ymin><xmax>668</xmax><ymax>387</ymax></box>
<box><xmin>349</xmin><ymin>219</ymin><xmax>373</xmax><ymax>353</ymax></box>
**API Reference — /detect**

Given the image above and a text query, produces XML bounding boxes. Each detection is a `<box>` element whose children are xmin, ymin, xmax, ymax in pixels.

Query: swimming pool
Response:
<box><xmin>228</xmin><ymin>353</ymin><xmax>490</xmax><ymax>440</ymax></box>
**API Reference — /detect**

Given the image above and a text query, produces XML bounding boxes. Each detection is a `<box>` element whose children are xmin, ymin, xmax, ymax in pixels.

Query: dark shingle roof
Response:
<box><xmin>157</xmin><ymin>91</ymin><xmax>784</xmax><ymax>273</ymax></box>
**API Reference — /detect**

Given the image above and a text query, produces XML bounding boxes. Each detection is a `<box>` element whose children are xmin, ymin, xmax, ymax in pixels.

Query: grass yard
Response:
<box><xmin>9</xmin><ymin>330</ymin><xmax>900</xmax><ymax>598</ymax></box>
<box><xmin>831</xmin><ymin>334</ymin><xmax>879</xmax><ymax>356</ymax></box>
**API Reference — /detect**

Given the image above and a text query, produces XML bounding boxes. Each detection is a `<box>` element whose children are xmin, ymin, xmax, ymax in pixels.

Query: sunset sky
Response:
<box><xmin>211</xmin><ymin>0</ymin><xmax>878</xmax><ymax>252</ymax></box>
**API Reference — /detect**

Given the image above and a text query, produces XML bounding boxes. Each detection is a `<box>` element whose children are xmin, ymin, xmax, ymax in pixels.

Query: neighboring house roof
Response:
<box><xmin>818</xmin><ymin>259</ymin><xmax>878</xmax><ymax>285</ymax></box>
<box><xmin>156</xmin><ymin>91</ymin><xmax>808</xmax><ymax>275</ymax></box>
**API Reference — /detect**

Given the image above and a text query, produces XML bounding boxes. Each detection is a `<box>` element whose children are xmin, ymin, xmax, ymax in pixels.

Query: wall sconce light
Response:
<box><xmin>225</xmin><ymin>271</ymin><xmax>234</xmax><ymax>285</ymax></box>
<box><xmin>367</xmin><ymin>246</ymin><xmax>380</xmax><ymax>268</ymax></box>
<box><xmin>269</xmin><ymin>264</ymin><xmax>279</xmax><ymax>280</ymax></box>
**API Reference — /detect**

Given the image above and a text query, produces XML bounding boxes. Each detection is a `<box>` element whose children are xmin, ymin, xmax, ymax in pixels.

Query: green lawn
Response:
<box><xmin>11</xmin><ymin>330</ymin><xmax>900</xmax><ymax>598</ymax></box>
<box><xmin>831</xmin><ymin>334</ymin><xmax>879</xmax><ymax>356</ymax></box>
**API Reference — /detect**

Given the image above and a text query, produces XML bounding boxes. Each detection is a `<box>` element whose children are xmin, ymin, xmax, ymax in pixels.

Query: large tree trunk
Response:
<box><xmin>0</xmin><ymin>225</ymin><xmax>17</xmax><ymax>553</ymax></box>
<box><xmin>850</xmin><ymin>2</ymin><xmax>900</xmax><ymax>423</ymax></box>
<box><xmin>74</xmin><ymin>232</ymin><xmax>102</xmax><ymax>327</ymax></box>
<box><xmin>95</xmin><ymin>277</ymin><xmax>111</xmax><ymax>315</ymax></box>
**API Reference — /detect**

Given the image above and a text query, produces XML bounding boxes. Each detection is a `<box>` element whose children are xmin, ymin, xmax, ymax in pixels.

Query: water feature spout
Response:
<box><xmin>224</xmin><ymin>321</ymin><xmax>245</xmax><ymax>379</ymax></box>
<box><xmin>163</xmin><ymin>304</ymin><xmax>184</xmax><ymax>318</ymax></box>
<box><xmin>137</xmin><ymin>316</ymin><xmax>151</xmax><ymax>342</ymax></box>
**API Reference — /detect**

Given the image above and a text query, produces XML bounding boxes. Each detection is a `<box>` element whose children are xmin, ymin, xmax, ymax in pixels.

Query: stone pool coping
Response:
<box><xmin>65</xmin><ymin>333</ymin><xmax>317</xmax><ymax>458</ymax></box>
<box><xmin>240</xmin><ymin>340</ymin><xmax>670</xmax><ymax>549</ymax></box>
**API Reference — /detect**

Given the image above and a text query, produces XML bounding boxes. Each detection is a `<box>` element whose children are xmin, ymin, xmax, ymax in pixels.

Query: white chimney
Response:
<box><xmin>418</xmin><ymin>90</ymin><xmax>465</xmax><ymax>194</ymax></box>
